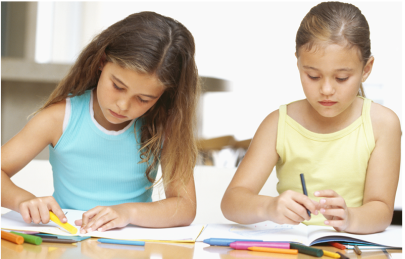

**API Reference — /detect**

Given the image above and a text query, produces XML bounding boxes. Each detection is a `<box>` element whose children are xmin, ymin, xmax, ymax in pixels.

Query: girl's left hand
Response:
<box><xmin>74</xmin><ymin>204</ymin><xmax>132</xmax><ymax>234</ymax></box>
<box><xmin>314</xmin><ymin>190</ymin><xmax>351</xmax><ymax>232</ymax></box>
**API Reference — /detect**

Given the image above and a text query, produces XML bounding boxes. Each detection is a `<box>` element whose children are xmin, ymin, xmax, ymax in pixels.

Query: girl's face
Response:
<box><xmin>296</xmin><ymin>43</ymin><xmax>374</xmax><ymax>118</ymax></box>
<box><xmin>95</xmin><ymin>62</ymin><xmax>164</xmax><ymax>131</ymax></box>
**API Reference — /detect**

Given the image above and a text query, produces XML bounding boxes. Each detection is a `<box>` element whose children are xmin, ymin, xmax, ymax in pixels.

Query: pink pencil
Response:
<box><xmin>230</xmin><ymin>241</ymin><xmax>290</xmax><ymax>250</ymax></box>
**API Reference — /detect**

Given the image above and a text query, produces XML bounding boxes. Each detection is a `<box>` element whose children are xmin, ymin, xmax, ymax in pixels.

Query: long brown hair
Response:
<box><xmin>37</xmin><ymin>11</ymin><xmax>200</xmax><ymax>188</ymax></box>
<box><xmin>295</xmin><ymin>1</ymin><xmax>371</xmax><ymax>97</ymax></box>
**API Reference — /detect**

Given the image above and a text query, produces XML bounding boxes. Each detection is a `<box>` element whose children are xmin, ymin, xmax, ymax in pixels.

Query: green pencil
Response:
<box><xmin>290</xmin><ymin>243</ymin><xmax>323</xmax><ymax>257</ymax></box>
<box><xmin>10</xmin><ymin>231</ymin><xmax>42</xmax><ymax>245</ymax></box>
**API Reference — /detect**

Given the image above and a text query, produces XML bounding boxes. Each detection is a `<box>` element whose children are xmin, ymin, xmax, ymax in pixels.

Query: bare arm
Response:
<box><xmin>348</xmin><ymin>103</ymin><xmax>401</xmax><ymax>233</ymax></box>
<box><xmin>221</xmin><ymin>110</ymin><xmax>317</xmax><ymax>225</ymax></box>
<box><xmin>317</xmin><ymin>103</ymin><xmax>401</xmax><ymax>233</ymax></box>
<box><xmin>1</xmin><ymin>101</ymin><xmax>67</xmax><ymax>223</ymax></box>
<box><xmin>77</xmin><ymin>143</ymin><xmax>197</xmax><ymax>232</ymax></box>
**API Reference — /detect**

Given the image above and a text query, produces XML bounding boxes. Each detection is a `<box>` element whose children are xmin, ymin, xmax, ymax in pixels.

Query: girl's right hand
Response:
<box><xmin>268</xmin><ymin>190</ymin><xmax>318</xmax><ymax>225</ymax></box>
<box><xmin>18</xmin><ymin>196</ymin><xmax>66</xmax><ymax>225</ymax></box>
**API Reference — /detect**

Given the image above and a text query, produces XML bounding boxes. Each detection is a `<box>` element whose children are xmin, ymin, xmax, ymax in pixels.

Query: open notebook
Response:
<box><xmin>1</xmin><ymin>209</ymin><xmax>204</xmax><ymax>243</ymax></box>
<box><xmin>197</xmin><ymin>221</ymin><xmax>402</xmax><ymax>248</ymax></box>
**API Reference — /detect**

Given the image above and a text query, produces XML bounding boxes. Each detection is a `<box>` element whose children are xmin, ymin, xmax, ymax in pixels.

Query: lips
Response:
<box><xmin>109</xmin><ymin>109</ymin><xmax>126</xmax><ymax>119</ymax></box>
<box><xmin>319</xmin><ymin>100</ymin><xmax>337</xmax><ymax>106</ymax></box>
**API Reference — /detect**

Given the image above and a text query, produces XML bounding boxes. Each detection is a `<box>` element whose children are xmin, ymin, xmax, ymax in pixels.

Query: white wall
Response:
<box><xmin>36</xmin><ymin>1</ymin><xmax>402</xmax><ymax>140</ymax></box>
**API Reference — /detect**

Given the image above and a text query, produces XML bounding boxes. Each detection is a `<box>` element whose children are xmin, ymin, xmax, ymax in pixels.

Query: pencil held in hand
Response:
<box><xmin>300</xmin><ymin>173</ymin><xmax>311</xmax><ymax>216</ymax></box>
<box><xmin>49</xmin><ymin>211</ymin><xmax>77</xmax><ymax>234</ymax></box>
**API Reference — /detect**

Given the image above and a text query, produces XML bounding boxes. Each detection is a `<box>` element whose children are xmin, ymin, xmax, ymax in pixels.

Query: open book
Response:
<box><xmin>1</xmin><ymin>209</ymin><xmax>204</xmax><ymax>243</ymax></box>
<box><xmin>196</xmin><ymin>221</ymin><xmax>402</xmax><ymax>248</ymax></box>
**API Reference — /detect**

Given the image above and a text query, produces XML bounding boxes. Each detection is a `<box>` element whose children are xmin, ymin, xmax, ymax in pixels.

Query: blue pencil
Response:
<box><xmin>97</xmin><ymin>238</ymin><xmax>145</xmax><ymax>246</ymax></box>
<box><xmin>203</xmin><ymin>238</ymin><xmax>263</xmax><ymax>246</ymax></box>
<box><xmin>300</xmin><ymin>173</ymin><xmax>311</xmax><ymax>216</ymax></box>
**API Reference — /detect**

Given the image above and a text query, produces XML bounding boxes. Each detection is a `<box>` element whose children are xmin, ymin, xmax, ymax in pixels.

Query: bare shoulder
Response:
<box><xmin>29</xmin><ymin>100</ymin><xmax>67</xmax><ymax>145</ymax></box>
<box><xmin>1</xmin><ymin>100</ymin><xmax>67</xmax><ymax>175</ymax></box>
<box><xmin>285</xmin><ymin>99</ymin><xmax>306</xmax><ymax>123</ymax></box>
<box><xmin>249</xmin><ymin>109</ymin><xmax>280</xmax><ymax>152</ymax></box>
<box><xmin>370</xmin><ymin>102</ymin><xmax>402</xmax><ymax>142</ymax></box>
<box><xmin>33</xmin><ymin>100</ymin><xmax>66</xmax><ymax>126</ymax></box>
<box><xmin>258</xmin><ymin>109</ymin><xmax>279</xmax><ymax>135</ymax></box>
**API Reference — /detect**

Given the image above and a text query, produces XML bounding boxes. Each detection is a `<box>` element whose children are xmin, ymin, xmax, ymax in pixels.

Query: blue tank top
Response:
<box><xmin>49</xmin><ymin>90</ymin><xmax>157</xmax><ymax>210</ymax></box>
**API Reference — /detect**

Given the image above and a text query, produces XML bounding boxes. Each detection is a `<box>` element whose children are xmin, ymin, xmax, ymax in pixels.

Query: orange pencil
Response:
<box><xmin>248</xmin><ymin>247</ymin><xmax>298</xmax><ymax>255</ymax></box>
<box><xmin>329</xmin><ymin>242</ymin><xmax>346</xmax><ymax>250</ymax></box>
<box><xmin>1</xmin><ymin>230</ymin><xmax>24</xmax><ymax>245</ymax></box>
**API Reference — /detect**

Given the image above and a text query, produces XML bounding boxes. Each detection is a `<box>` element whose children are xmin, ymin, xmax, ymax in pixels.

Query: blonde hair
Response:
<box><xmin>37</xmin><ymin>12</ymin><xmax>200</xmax><ymax>189</ymax></box>
<box><xmin>296</xmin><ymin>1</ymin><xmax>372</xmax><ymax>97</ymax></box>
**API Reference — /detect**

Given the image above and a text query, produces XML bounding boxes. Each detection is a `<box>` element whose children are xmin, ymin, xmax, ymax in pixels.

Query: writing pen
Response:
<box><xmin>300</xmin><ymin>173</ymin><xmax>311</xmax><ymax>216</ymax></box>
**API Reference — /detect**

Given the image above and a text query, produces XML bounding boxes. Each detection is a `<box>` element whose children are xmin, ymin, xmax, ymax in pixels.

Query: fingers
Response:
<box><xmin>314</xmin><ymin>190</ymin><xmax>338</xmax><ymax>198</ymax></box>
<box><xmin>283</xmin><ymin>208</ymin><xmax>307</xmax><ymax>224</ymax></box>
<box><xmin>319</xmin><ymin>197</ymin><xmax>346</xmax><ymax>209</ymax></box>
<box><xmin>97</xmin><ymin>219</ymin><xmax>120</xmax><ymax>232</ymax></box>
<box><xmin>18</xmin><ymin>196</ymin><xmax>62</xmax><ymax>224</ymax></box>
<box><xmin>291</xmin><ymin>193</ymin><xmax>318</xmax><ymax>218</ymax></box>
<box><xmin>315</xmin><ymin>191</ymin><xmax>349</xmax><ymax>231</ymax></box>
<box><xmin>80</xmin><ymin>206</ymin><xmax>128</xmax><ymax>233</ymax></box>
<box><xmin>19</xmin><ymin>203</ymin><xmax>32</xmax><ymax>224</ymax></box>
<box><xmin>81</xmin><ymin>206</ymin><xmax>103</xmax><ymax>231</ymax></box>
<box><xmin>75</xmin><ymin>219</ymin><xmax>82</xmax><ymax>226</ymax></box>
<box><xmin>315</xmin><ymin>190</ymin><xmax>347</xmax><ymax>211</ymax></box>
<box><xmin>49</xmin><ymin>202</ymin><xmax>67</xmax><ymax>223</ymax></box>
<box><xmin>320</xmin><ymin>208</ymin><xmax>345</xmax><ymax>218</ymax></box>
<box><xmin>324</xmin><ymin>218</ymin><xmax>346</xmax><ymax>230</ymax></box>
<box><xmin>272</xmin><ymin>191</ymin><xmax>318</xmax><ymax>224</ymax></box>
<box><xmin>28</xmin><ymin>205</ymin><xmax>41</xmax><ymax>224</ymax></box>
<box><xmin>39</xmin><ymin>204</ymin><xmax>51</xmax><ymax>223</ymax></box>
<box><xmin>81</xmin><ymin>206</ymin><xmax>111</xmax><ymax>234</ymax></box>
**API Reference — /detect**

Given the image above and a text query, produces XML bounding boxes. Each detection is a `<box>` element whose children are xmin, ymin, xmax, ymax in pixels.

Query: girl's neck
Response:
<box><xmin>300</xmin><ymin>97</ymin><xmax>362</xmax><ymax>134</ymax></box>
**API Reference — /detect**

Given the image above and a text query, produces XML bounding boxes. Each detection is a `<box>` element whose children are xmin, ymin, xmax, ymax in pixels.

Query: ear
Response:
<box><xmin>361</xmin><ymin>56</ymin><xmax>374</xmax><ymax>82</ymax></box>
<box><xmin>295</xmin><ymin>52</ymin><xmax>299</xmax><ymax>68</ymax></box>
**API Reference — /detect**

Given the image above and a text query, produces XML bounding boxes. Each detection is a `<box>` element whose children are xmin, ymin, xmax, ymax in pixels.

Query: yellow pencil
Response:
<box><xmin>323</xmin><ymin>250</ymin><xmax>341</xmax><ymax>258</ymax></box>
<box><xmin>49</xmin><ymin>211</ymin><xmax>77</xmax><ymax>234</ymax></box>
<box><xmin>248</xmin><ymin>247</ymin><xmax>298</xmax><ymax>255</ymax></box>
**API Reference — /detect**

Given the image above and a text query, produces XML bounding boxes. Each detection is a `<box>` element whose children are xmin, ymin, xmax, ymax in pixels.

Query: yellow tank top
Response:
<box><xmin>275</xmin><ymin>98</ymin><xmax>375</xmax><ymax>225</ymax></box>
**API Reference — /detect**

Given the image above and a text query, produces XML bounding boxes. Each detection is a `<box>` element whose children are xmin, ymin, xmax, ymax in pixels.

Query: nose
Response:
<box><xmin>117</xmin><ymin>97</ymin><xmax>130</xmax><ymax>111</ymax></box>
<box><xmin>320</xmin><ymin>79</ymin><xmax>335</xmax><ymax>96</ymax></box>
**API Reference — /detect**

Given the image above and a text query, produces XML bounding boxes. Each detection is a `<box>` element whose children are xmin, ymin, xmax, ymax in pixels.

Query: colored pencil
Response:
<box><xmin>329</xmin><ymin>242</ymin><xmax>346</xmax><ymax>250</ymax></box>
<box><xmin>10</xmin><ymin>231</ymin><xmax>42</xmax><ymax>245</ymax></box>
<box><xmin>49</xmin><ymin>211</ymin><xmax>77</xmax><ymax>234</ymax></box>
<box><xmin>290</xmin><ymin>243</ymin><xmax>323</xmax><ymax>257</ymax></box>
<box><xmin>1</xmin><ymin>230</ymin><xmax>24</xmax><ymax>245</ymax></box>
<box><xmin>323</xmin><ymin>250</ymin><xmax>341</xmax><ymax>258</ymax></box>
<box><xmin>248</xmin><ymin>247</ymin><xmax>298</xmax><ymax>255</ymax></box>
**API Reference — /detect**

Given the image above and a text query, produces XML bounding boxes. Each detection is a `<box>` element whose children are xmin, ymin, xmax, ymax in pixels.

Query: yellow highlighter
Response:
<box><xmin>49</xmin><ymin>211</ymin><xmax>77</xmax><ymax>234</ymax></box>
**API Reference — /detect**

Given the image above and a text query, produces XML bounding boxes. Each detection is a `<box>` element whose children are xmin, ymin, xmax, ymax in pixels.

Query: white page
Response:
<box><xmin>307</xmin><ymin>225</ymin><xmax>403</xmax><ymax>247</ymax></box>
<box><xmin>196</xmin><ymin>221</ymin><xmax>310</xmax><ymax>245</ymax></box>
<box><xmin>1</xmin><ymin>209</ymin><xmax>204</xmax><ymax>242</ymax></box>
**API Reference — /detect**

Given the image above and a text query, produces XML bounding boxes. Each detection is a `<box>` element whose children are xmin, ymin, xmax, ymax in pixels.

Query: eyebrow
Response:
<box><xmin>303</xmin><ymin>66</ymin><xmax>353</xmax><ymax>72</ymax></box>
<box><xmin>112</xmin><ymin>75</ymin><xmax>159</xmax><ymax>99</ymax></box>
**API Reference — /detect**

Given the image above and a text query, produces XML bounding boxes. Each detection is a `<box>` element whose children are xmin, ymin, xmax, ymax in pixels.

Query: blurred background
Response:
<box><xmin>1</xmin><ymin>0</ymin><xmax>402</xmax><ymax>221</ymax></box>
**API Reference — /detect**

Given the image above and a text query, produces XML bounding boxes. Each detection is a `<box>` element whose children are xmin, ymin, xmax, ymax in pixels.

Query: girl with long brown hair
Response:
<box><xmin>2</xmin><ymin>11</ymin><xmax>200</xmax><ymax>232</ymax></box>
<box><xmin>221</xmin><ymin>1</ymin><xmax>401</xmax><ymax>234</ymax></box>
